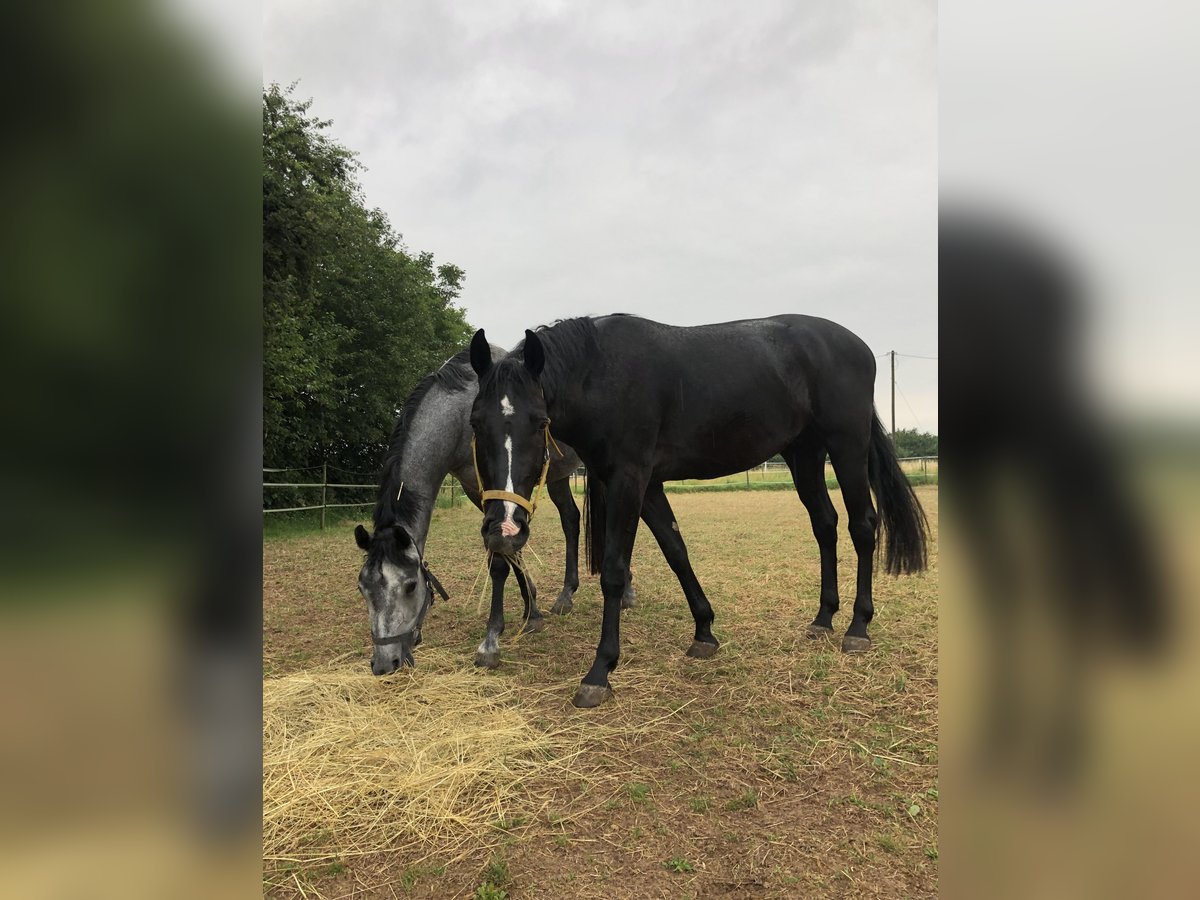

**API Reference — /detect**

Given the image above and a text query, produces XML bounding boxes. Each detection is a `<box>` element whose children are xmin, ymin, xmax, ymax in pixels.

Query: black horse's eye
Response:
<box><xmin>403</xmin><ymin>579</ymin><xmax>419</xmax><ymax>594</ymax></box>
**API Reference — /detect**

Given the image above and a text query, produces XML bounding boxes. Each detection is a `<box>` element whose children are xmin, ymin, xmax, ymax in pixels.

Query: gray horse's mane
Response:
<box><xmin>373</xmin><ymin>348</ymin><xmax>475</xmax><ymax>530</ymax></box>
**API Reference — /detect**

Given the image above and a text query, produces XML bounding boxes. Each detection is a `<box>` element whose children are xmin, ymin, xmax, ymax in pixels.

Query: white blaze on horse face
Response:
<box><xmin>500</xmin><ymin>394</ymin><xmax>514</xmax><ymax>417</ymax></box>
<box><xmin>502</xmin><ymin>434</ymin><xmax>517</xmax><ymax>524</ymax></box>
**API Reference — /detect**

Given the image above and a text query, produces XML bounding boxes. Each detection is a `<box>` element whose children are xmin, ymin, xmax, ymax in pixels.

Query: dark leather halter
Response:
<box><xmin>372</xmin><ymin>559</ymin><xmax>450</xmax><ymax>646</ymax></box>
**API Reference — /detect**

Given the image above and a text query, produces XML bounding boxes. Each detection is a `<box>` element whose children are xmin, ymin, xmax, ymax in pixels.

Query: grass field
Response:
<box><xmin>264</xmin><ymin>460</ymin><xmax>938</xmax><ymax>535</ymax></box>
<box><xmin>264</xmin><ymin>486</ymin><xmax>939</xmax><ymax>898</ymax></box>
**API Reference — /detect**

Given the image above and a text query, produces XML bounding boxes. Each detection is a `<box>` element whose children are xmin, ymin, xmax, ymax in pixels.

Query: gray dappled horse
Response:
<box><xmin>354</xmin><ymin>345</ymin><xmax>633</xmax><ymax>674</ymax></box>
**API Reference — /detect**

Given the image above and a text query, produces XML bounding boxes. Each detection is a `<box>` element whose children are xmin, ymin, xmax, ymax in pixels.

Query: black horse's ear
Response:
<box><xmin>354</xmin><ymin>524</ymin><xmax>371</xmax><ymax>551</ymax></box>
<box><xmin>523</xmin><ymin>329</ymin><xmax>545</xmax><ymax>379</ymax></box>
<box><xmin>469</xmin><ymin>329</ymin><xmax>492</xmax><ymax>378</ymax></box>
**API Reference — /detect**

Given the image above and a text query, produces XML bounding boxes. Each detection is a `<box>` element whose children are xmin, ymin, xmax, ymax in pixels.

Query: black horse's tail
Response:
<box><xmin>584</xmin><ymin>471</ymin><xmax>605</xmax><ymax>575</ymax></box>
<box><xmin>868</xmin><ymin>412</ymin><xmax>930</xmax><ymax>575</ymax></box>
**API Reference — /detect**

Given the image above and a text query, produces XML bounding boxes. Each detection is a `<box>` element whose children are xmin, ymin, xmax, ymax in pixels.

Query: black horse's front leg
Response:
<box><xmin>475</xmin><ymin>554</ymin><xmax>510</xmax><ymax>669</ymax></box>
<box><xmin>573</xmin><ymin>470</ymin><xmax>645</xmax><ymax>708</ymax></box>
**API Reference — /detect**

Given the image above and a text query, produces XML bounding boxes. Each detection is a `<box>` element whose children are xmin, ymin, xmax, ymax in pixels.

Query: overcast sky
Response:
<box><xmin>264</xmin><ymin>0</ymin><xmax>939</xmax><ymax>433</ymax></box>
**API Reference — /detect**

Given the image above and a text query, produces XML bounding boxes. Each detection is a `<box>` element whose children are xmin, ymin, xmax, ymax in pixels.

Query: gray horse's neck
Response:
<box><xmin>381</xmin><ymin>383</ymin><xmax>475</xmax><ymax>555</ymax></box>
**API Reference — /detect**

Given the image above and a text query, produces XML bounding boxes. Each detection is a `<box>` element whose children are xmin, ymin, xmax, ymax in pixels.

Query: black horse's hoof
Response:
<box><xmin>686</xmin><ymin>640</ymin><xmax>720</xmax><ymax>659</ymax></box>
<box><xmin>841</xmin><ymin>634</ymin><xmax>872</xmax><ymax>654</ymax></box>
<box><xmin>806</xmin><ymin>624</ymin><xmax>835</xmax><ymax>640</ymax></box>
<box><xmin>474</xmin><ymin>650</ymin><xmax>501</xmax><ymax>669</ymax></box>
<box><xmin>521</xmin><ymin>616</ymin><xmax>546</xmax><ymax>634</ymax></box>
<box><xmin>550</xmin><ymin>594</ymin><xmax>574</xmax><ymax>616</ymax></box>
<box><xmin>620</xmin><ymin>589</ymin><xmax>637</xmax><ymax>610</ymax></box>
<box><xmin>571</xmin><ymin>683</ymin><xmax>614</xmax><ymax>708</ymax></box>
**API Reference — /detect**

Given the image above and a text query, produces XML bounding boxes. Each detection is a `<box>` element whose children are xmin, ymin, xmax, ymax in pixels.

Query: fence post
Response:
<box><xmin>745</xmin><ymin>470</ymin><xmax>750</xmax><ymax>488</ymax></box>
<box><xmin>320</xmin><ymin>462</ymin><xmax>328</xmax><ymax>530</ymax></box>
<box><xmin>922</xmin><ymin>458</ymin><xmax>927</xmax><ymax>478</ymax></box>
<box><xmin>451</xmin><ymin>481</ymin><xmax>456</xmax><ymax>508</ymax></box>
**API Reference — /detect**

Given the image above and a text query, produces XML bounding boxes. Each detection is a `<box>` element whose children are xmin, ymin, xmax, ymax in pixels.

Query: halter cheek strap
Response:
<box><xmin>472</xmin><ymin>422</ymin><xmax>563</xmax><ymax>522</ymax></box>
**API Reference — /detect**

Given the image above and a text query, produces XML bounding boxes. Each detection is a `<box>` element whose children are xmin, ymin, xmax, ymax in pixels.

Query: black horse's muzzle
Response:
<box><xmin>481</xmin><ymin>504</ymin><xmax>530</xmax><ymax>556</ymax></box>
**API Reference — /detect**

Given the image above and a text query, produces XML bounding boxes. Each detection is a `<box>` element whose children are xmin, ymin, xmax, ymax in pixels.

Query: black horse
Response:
<box><xmin>468</xmin><ymin>315</ymin><xmax>929</xmax><ymax>707</ymax></box>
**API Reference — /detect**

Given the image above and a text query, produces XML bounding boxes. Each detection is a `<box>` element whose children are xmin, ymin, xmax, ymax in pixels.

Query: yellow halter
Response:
<box><xmin>471</xmin><ymin>421</ymin><xmax>563</xmax><ymax>523</ymax></box>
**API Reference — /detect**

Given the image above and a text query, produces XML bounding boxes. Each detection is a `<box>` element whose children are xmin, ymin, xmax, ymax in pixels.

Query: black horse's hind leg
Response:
<box><xmin>475</xmin><ymin>554</ymin><xmax>511</xmax><ymax>669</ymax></box>
<box><xmin>639</xmin><ymin>482</ymin><xmax>718</xmax><ymax>655</ymax></box>
<box><xmin>546</xmin><ymin>477</ymin><xmax>580</xmax><ymax>615</ymax></box>
<box><xmin>574</xmin><ymin>468</ymin><xmax>646</xmax><ymax>708</ymax></box>
<box><xmin>783</xmin><ymin>433</ymin><xmax>840</xmax><ymax>639</ymax></box>
<box><xmin>511</xmin><ymin>560</ymin><xmax>545</xmax><ymax>633</ymax></box>
<box><xmin>828</xmin><ymin>442</ymin><xmax>879</xmax><ymax>652</ymax></box>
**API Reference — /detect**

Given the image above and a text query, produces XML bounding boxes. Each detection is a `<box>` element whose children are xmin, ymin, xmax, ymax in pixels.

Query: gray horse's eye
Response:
<box><xmin>403</xmin><ymin>579</ymin><xmax>419</xmax><ymax>595</ymax></box>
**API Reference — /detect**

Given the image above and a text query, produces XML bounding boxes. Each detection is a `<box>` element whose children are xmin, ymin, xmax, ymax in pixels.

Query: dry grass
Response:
<box><xmin>264</xmin><ymin>487</ymin><xmax>938</xmax><ymax>898</ymax></box>
<box><xmin>263</xmin><ymin>655</ymin><xmax>579</xmax><ymax>891</ymax></box>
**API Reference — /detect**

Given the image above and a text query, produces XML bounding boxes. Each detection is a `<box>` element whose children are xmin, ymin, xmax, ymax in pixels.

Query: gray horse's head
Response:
<box><xmin>354</xmin><ymin>523</ymin><xmax>432</xmax><ymax>674</ymax></box>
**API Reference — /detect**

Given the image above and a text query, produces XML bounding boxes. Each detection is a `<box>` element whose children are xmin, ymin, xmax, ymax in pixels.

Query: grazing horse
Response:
<box><xmin>468</xmin><ymin>315</ymin><xmax>929</xmax><ymax>707</ymax></box>
<box><xmin>353</xmin><ymin>345</ymin><xmax>631</xmax><ymax>674</ymax></box>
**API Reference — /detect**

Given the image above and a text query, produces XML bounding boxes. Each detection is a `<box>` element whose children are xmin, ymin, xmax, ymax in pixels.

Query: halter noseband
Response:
<box><xmin>471</xmin><ymin>420</ymin><xmax>563</xmax><ymax>522</ymax></box>
<box><xmin>372</xmin><ymin>558</ymin><xmax>450</xmax><ymax>646</ymax></box>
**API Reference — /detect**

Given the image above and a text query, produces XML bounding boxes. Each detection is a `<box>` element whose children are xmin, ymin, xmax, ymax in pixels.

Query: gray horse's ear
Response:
<box><xmin>391</xmin><ymin>525</ymin><xmax>414</xmax><ymax>551</ymax></box>
<box><xmin>469</xmin><ymin>330</ymin><xmax>492</xmax><ymax>378</ymax></box>
<box><xmin>354</xmin><ymin>524</ymin><xmax>371</xmax><ymax>551</ymax></box>
<box><xmin>523</xmin><ymin>329</ymin><xmax>545</xmax><ymax>378</ymax></box>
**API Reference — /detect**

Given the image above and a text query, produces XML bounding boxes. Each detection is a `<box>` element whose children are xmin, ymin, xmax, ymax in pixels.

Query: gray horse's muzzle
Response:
<box><xmin>371</xmin><ymin>629</ymin><xmax>420</xmax><ymax>675</ymax></box>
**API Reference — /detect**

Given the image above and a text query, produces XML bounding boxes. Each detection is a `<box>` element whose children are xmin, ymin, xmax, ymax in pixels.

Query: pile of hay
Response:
<box><xmin>263</xmin><ymin>652</ymin><xmax>582</xmax><ymax>882</ymax></box>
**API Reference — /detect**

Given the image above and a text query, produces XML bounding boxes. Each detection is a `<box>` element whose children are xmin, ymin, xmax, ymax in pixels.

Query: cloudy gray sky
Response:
<box><xmin>264</xmin><ymin>0</ymin><xmax>938</xmax><ymax>433</ymax></box>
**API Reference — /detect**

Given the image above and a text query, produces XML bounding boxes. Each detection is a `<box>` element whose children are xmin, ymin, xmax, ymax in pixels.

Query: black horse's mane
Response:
<box><xmin>373</xmin><ymin>348</ymin><xmax>475</xmax><ymax>530</ymax></box>
<box><xmin>511</xmin><ymin>315</ymin><xmax>628</xmax><ymax>395</ymax></box>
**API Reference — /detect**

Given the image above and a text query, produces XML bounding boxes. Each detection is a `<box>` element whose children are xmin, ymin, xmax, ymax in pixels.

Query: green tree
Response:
<box><xmin>891</xmin><ymin>428</ymin><xmax>938</xmax><ymax>458</ymax></box>
<box><xmin>263</xmin><ymin>84</ymin><xmax>473</xmax><ymax>478</ymax></box>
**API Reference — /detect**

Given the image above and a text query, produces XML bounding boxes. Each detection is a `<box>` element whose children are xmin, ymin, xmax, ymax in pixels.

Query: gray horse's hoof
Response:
<box><xmin>686</xmin><ymin>640</ymin><xmax>720</xmax><ymax>659</ymax></box>
<box><xmin>806</xmin><ymin>624</ymin><xmax>835</xmax><ymax>640</ymax></box>
<box><xmin>550</xmin><ymin>594</ymin><xmax>574</xmax><ymax>615</ymax></box>
<box><xmin>841</xmin><ymin>634</ymin><xmax>872</xmax><ymax>654</ymax></box>
<box><xmin>521</xmin><ymin>616</ymin><xmax>546</xmax><ymax>634</ymax></box>
<box><xmin>571</xmin><ymin>683</ymin><xmax>614</xmax><ymax>708</ymax></box>
<box><xmin>474</xmin><ymin>650</ymin><xmax>501</xmax><ymax>669</ymax></box>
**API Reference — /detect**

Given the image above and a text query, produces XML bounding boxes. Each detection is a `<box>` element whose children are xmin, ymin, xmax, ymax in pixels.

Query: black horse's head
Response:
<box><xmin>468</xmin><ymin>328</ymin><xmax>551</xmax><ymax>557</ymax></box>
<box><xmin>353</xmin><ymin>523</ymin><xmax>432</xmax><ymax>674</ymax></box>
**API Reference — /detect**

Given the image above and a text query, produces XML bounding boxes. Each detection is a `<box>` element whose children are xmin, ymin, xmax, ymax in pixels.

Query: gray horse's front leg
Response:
<box><xmin>547</xmin><ymin>478</ymin><xmax>580</xmax><ymax>615</ymax></box>
<box><xmin>511</xmin><ymin>563</ymin><xmax>546</xmax><ymax>634</ymax></box>
<box><xmin>620</xmin><ymin>569</ymin><xmax>637</xmax><ymax>609</ymax></box>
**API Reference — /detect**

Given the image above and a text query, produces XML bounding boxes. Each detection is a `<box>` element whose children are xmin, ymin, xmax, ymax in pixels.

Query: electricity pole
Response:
<box><xmin>890</xmin><ymin>350</ymin><xmax>896</xmax><ymax>440</ymax></box>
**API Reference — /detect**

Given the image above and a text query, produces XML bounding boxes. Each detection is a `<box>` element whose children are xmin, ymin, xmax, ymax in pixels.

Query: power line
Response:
<box><xmin>896</xmin><ymin>380</ymin><xmax>923</xmax><ymax>432</ymax></box>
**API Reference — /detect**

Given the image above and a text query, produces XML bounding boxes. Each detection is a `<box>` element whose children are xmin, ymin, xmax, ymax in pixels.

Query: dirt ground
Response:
<box><xmin>264</xmin><ymin>487</ymin><xmax>939</xmax><ymax>898</ymax></box>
